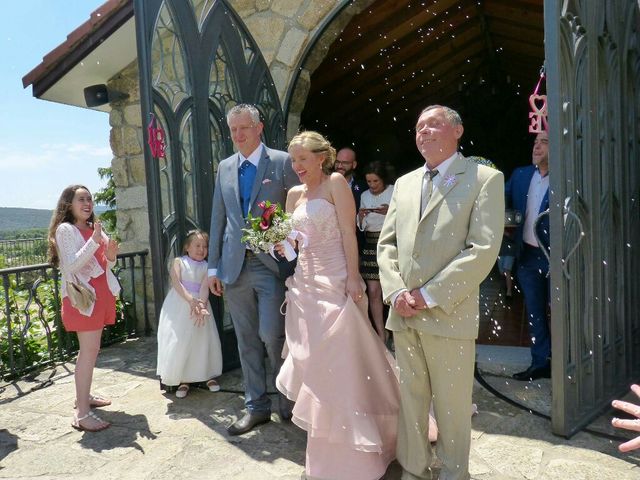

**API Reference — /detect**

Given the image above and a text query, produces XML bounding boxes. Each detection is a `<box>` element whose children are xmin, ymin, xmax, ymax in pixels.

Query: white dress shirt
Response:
<box><xmin>523</xmin><ymin>168</ymin><xmax>549</xmax><ymax>247</ymax></box>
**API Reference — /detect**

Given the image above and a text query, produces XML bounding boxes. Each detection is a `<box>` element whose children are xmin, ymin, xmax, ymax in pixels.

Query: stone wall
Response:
<box><xmin>107</xmin><ymin>61</ymin><xmax>156</xmax><ymax>327</ymax></box>
<box><xmin>227</xmin><ymin>0</ymin><xmax>375</xmax><ymax>137</ymax></box>
<box><xmin>106</xmin><ymin>0</ymin><xmax>376</xmax><ymax>328</ymax></box>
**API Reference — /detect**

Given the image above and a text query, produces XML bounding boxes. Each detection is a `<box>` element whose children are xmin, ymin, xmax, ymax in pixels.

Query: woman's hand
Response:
<box><xmin>358</xmin><ymin>208</ymin><xmax>368</xmax><ymax>221</ymax></box>
<box><xmin>274</xmin><ymin>238</ymin><xmax>296</xmax><ymax>257</ymax></box>
<box><xmin>92</xmin><ymin>222</ymin><xmax>103</xmax><ymax>243</ymax></box>
<box><xmin>105</xmin><ymin>239</ymin><xmax>119</xmax><ymax>262</ymax></box>
<box><xmin>346</xmin><ymin>275</ymin><xmax>364</xmax><ymax>302</ymax></box>
<box><xmin>376</xmin><ymin>204</ymin><xmax>389</xmax><ymax>215</ymax></box>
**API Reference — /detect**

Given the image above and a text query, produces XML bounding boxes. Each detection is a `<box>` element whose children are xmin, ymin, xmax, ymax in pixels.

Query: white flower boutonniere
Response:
<box><xmin>443</xmin><ymin>174</ymin><xmax>457</xmax><ymax>188</ymax></box>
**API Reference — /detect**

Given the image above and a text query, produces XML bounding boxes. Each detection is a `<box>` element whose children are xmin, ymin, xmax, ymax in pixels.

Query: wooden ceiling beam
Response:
<box><xmin>482</xmin><ymin>0</ymin><xmax>544</xmax><ymax>27</ymax></box>
<box><xmin>312</xmin><ymin>37</ymin><xmax>487</xmax><ymax>118</ymax></box>
<box><xmin>491</xmin><ymin>33</ymin><xmax>545</xmax><ymax>58</ymax></box>
<box><xmin>309</xmin><ymin>15</ymin><xmax>483</xmax><ymax>101</ymax></box>
<box><xmin>311</xmin><ymin>0</ymin><xmax>465</xmax><ymax>91</ymax></box>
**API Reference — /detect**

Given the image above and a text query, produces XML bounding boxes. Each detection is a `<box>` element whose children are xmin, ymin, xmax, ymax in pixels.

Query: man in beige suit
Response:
<box><xmin>378</xmin><ymin>105</ymin><xmax>504</xmax><ymax>480</ymax></box>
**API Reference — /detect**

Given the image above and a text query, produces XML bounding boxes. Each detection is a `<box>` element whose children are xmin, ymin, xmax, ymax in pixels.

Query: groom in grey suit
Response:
<box><xmin>208</xmin><ymin>104</ymin><xmax>298</xmax><ymax>435</ymax></box>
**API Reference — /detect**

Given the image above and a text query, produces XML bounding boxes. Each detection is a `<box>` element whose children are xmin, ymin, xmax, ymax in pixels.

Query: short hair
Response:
<box><xmin>227</xmin><ymin>104</ymin><xmax>261</xmax><ymax>125</ymax></box>
<box><xmin>417</xmin><ymin>105</ymin><xmax>463</xmax><ymax>126</ymax></box>
<box><xmin>288</xmin><ymin>131</ymin><xmax>337</xmax><ymax>175</ymax></box>
<box><xmin>183</xmin><ymin>229</ymin><xmax>209</xmax><ymax>254</ymax></box>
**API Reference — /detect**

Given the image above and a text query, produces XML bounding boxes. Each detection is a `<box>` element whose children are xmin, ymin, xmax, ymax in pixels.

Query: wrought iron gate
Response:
<box><xmin>133</xmin><ymin>0</ymin><xmax>286</xmax><ymax>368</ymax></box>
<box><xmin>545</xmin><ymin>0</ymin><xmax>640</xmax><ymax>436</ymax></box>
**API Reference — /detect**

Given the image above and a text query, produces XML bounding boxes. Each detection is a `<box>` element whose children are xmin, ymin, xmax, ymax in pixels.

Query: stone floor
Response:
<box><xmin>0</xmin><ymin>337</ymin><xmax>639</xmax><ymax>479</ymax></box>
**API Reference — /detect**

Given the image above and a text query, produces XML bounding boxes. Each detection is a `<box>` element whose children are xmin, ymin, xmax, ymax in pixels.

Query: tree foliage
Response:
<box><xmin>94</xmin><ymin>167</ymin><xmax>119</xmax><ymax>239</ymax></box>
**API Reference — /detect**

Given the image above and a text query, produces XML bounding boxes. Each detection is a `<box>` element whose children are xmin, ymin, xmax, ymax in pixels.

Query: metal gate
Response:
<box><xmin>133</xmin><ymin>0</ymin><xmax>286</xmax><ymax>368</ymax></box>
<box><xmin>544</xmin><ymin>0</ymin><xmax>640</xmax><ymax>436</ymax></box>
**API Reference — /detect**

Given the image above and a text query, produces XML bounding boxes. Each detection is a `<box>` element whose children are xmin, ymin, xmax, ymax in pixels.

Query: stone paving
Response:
<box><xmin>0</xmin><ymin>337</ymin><xmax>638</xmax><ymax>479</ymax></box>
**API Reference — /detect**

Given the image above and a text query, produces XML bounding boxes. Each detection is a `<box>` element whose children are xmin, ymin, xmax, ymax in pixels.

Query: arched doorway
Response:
<box><xmin>284</xmin><ymin>0</ymin><xmax>640</xmax><ymax>437</ymax></box>
<box><xmin>287</xmin><ymin>0</ymin><xmax>545</xmax><ymax>408</ymax></box>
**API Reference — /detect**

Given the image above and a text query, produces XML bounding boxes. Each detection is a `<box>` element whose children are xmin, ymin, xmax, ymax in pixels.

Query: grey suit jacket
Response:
<box><xmin>208</xmin><ymin>145</ymin><xmax>298</xmax><ymax>285</ymax></box>
<box><xmin>377</xmin><ymin>153</ymin><xmax>504</xmax><ymax>340</ymax></box>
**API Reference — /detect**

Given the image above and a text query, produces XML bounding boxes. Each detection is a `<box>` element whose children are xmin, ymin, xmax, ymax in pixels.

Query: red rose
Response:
<box><xmin>259</xmin><ymin>204</ymin><xmax>277</xmax><ymax>230</ymax></box>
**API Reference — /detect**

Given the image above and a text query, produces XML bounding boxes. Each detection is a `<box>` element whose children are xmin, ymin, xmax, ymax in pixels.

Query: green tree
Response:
<box><xmin>94</xmin><ymin>167</ymin><xmax>118</xmax><ymax>239</ymax></box>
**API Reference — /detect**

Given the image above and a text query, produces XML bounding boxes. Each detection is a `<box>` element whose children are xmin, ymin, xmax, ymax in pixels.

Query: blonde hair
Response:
<box><xmin>288</xmin><ymin>131</ymin><xmax>336</xmax><ymax>175</ymax></box>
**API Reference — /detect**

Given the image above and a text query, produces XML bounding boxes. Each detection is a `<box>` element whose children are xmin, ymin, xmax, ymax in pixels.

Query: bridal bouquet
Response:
<box><xmin>241</xmin><ymin>201</ymin><xmax>296</xmax><ymax>260</ymax></box>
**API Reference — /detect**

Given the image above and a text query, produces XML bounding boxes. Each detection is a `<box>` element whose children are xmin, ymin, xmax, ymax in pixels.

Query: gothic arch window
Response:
<box><xmin>136</xmin><ymin>0</ymin><xmax>285</xmax><ymax>367</ymax></box>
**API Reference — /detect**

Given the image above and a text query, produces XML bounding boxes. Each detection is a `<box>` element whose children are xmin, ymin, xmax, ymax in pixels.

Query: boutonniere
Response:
<box><xmin>443</xmin><ymin>174</ymin><xmax>457</xmax><ymax>187</ymax></box>
<box><xmin>262</xmin><ymin>178</ymin><xmax>272</xmax><ymax>184</ymax></box>
<box><xmin>353</xmin><ymin>184</ymin><xmax>360</xmax><ymax>191</ymax></box>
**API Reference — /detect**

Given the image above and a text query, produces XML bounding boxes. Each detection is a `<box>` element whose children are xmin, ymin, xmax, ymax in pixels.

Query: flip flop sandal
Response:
<box><xmin>74</xmin><ymin>394</ymin><xmax>112</xmax><ymax>409</ymax></box>
<box><xmin>206</xmin><ymin>379</ymin><xmax>221</xmax><ymax>392</ymax></box>
<box><xmin>71</xmin><ymin>411</ymin><xmax>110</xmax><ymax>432</ymax></box>
<box><xmin>175</xmin><ymin>384</ymin><xmax>190</xmax><ymax>398</ymax></box>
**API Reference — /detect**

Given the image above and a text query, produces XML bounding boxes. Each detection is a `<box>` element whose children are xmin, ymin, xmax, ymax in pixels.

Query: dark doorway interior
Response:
<box><xmin>300</xmin><ymin>0</ymin><xmax>545</xmax><ymax>179</ymax></box>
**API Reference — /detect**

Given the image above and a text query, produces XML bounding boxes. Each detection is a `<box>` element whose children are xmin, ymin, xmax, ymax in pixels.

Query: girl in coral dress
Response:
<box><xmin>49</xmin><ymin>185</ymin><xmax>120</xmax><ymax>432</ymax></box>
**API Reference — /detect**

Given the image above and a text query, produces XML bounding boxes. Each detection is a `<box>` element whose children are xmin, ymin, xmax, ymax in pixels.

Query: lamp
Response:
<box><xmin>83</xmin><ymin>84</ymin><xmax>129</xmax><ymax>107</ymax></box>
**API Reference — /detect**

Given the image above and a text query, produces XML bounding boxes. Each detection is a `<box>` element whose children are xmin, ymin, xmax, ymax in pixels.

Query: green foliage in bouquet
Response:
<box><xmin>241</xmin><ymin>201</ymin><xmax>293</xmax><ymax>253</ymax></box>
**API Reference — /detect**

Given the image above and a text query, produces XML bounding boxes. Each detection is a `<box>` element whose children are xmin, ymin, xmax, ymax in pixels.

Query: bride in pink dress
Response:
<box><xmin>276</xmin><ymin>131</ymin><xmax>399</xmax><ymax>480</ymax></box>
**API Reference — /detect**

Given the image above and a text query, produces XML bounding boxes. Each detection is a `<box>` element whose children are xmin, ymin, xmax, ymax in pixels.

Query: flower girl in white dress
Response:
<box><xmin>157</xmin><ymin>230</ymin><xmax>223</xmax><ymax>398</ymax></box>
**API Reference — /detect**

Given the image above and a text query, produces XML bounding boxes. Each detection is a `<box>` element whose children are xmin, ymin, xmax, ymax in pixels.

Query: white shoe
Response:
<box><xmin>175</xmin><ymin>384</ymin><xmax>189</xmax><ymax>398</ymax></box>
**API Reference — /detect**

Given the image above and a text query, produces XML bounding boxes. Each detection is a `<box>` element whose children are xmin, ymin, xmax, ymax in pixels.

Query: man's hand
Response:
<box><xmin>208</xmin><ymin>276</ymin><xmax>223</xmax><ymax>296</ymax></box>
<box><xmin>409</xmin><ymin>288</ymin><xmax>428</xmax><ymax>310</ymax></box>
<box><xmin>394</xmin><ymin>291</ymin><xmax>421</xmax><ymax>318</ymax></box>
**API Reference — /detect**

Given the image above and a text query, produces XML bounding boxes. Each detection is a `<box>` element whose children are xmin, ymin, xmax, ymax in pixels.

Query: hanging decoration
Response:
<box><xmin>528</xmin><ymin>65</ymin><xmax>548</xmax><ymax>133</ymax></box>
<box><xmin>147</xmin><ymin>113</ymin><xmax>166</xmax><ymax>159</ymax></box>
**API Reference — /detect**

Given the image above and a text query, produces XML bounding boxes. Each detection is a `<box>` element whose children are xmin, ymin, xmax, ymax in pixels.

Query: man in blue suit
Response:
<box><xmin>208</xmin><ymin>104</ymin><xmax>298</xmax><ymax>434</ymax></box>
<box><xmin>505</xmin><ymin>131</ymin><xmax>551</xmax><ymax>381</ymax></box>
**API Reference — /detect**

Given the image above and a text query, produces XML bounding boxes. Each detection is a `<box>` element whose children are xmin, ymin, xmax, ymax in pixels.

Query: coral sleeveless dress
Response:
<box><xmin>276</xmin><ymin>198</ymin><xmax>399</xmax><ymax>480</ymax></box>
<box><xmin>61</xmin><ymin>228</ymin><xmax>116</xmax><ymax>332</ymax></box>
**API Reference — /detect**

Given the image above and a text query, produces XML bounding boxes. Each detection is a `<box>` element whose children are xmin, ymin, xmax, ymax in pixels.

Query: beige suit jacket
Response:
<box><xmin>378</xmin><ymin>153</ymin><xmax>504</xmax><ymax>340</ymax></box>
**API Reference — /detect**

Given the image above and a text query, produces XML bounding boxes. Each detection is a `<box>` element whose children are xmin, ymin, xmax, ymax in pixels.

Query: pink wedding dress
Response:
<box><xmin>276</xmin><ymin>198</ymin><xmax>399</xmax><ymax>480</ymax></box>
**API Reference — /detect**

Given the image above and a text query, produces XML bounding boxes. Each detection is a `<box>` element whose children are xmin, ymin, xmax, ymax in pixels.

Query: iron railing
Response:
<box><xmin>0</xmin><ymin>250</ymin><xmax>150</xmax><ymax>381</ymax></box>
<box><xmin>0</xmin><ymin>238</ymin><xmax>48</xmax><ymax>268</ymax></box>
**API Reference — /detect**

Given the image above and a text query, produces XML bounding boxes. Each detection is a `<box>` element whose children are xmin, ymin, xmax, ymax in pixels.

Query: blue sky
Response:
<box><xmin>1</xmin><ymin>0</ymin><xmax>111</xmax><ymax>209</ymax></box>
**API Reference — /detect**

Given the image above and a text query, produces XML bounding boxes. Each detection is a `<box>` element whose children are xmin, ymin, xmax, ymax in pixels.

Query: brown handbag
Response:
<box><xmin>66</xmin><ymin>275</ymin><xmax>95</xmax><ymax>312</ymax></box>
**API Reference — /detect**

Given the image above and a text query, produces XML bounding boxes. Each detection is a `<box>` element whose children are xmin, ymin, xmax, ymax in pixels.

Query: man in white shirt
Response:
<box><xmin>505</xmin><ymin>131</ymin><xmax>551</xmax><ymax>381</ymax></box>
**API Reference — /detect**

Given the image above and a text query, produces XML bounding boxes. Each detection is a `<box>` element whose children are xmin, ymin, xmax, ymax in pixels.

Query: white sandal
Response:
<box><xmin>175</xmin><ymin>384</ymin><xmax>189</xmax><ymax>398</ymax></box>
<box><xmin>74</xmin><ymin>394</ymin><xmax>112</xmax><ymax>409</ymax></box>
<box><xmin>71</xmin><ymin>411</ymin><xmax>110</xmax><ymax>432</ymax></box>
<box><xmin>206</xmin><ymin>379</ymin><xmax>220</xmax><ymax>392</ymax></box>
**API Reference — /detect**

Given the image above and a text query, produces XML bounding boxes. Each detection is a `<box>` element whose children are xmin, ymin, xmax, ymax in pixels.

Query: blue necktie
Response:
<box><xmin>239</xmin><ymin>159</ymin><xmax>257</xmax><ymax>217</ymax></box>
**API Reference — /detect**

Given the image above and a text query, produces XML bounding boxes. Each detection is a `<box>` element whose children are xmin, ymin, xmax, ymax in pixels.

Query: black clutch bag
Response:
<box><xmin>505</xmin><ymin>209</ymin><xmax>523</xmax><ymax>227</ymax></box>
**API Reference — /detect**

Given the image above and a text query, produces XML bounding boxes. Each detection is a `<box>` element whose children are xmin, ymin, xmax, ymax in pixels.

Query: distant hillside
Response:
<box><xmin>0</xmin><ymin>206</ymin><xmax>108</xmax><ymax>232</ymax></box>
<box><xmin>0</xmin><ymin>208</ymin><xmax>52</xmax><ymax>231</ymax></box>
